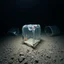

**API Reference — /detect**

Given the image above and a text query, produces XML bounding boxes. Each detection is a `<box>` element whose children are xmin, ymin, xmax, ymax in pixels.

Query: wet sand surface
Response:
<box><xmin>0</xmin><ymin>34</ymin><xmax>64</xmax><ymax>64</ymax></box>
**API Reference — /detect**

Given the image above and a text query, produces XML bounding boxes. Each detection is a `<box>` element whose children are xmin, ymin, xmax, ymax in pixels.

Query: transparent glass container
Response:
<box><xmin>22</xmin><ymin>24</ymin><xmax>41</xmax><ymax>47</ymax></box>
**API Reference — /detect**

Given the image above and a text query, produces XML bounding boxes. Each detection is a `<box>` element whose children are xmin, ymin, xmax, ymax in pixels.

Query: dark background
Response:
<box><xmin>0</xmin><ymin>0</ymin><xmax>64</xmax><ymax>36</ymax></box>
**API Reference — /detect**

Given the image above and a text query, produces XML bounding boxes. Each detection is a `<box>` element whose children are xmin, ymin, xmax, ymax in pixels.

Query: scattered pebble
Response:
<box><xmin>11</xmin><ymin>57</ymin><xmax>14</xmax><ymax>60</ymax></box>
<box><xmin>35</xmin><ymin>60</ymin><xmax>39</xmax><ymax>63</ymax></box>
<box><xmin>41</xmin><ymin>54</ymin><xmax>43</xmax><ymax>57</ymax></box>
<box><xmin>46</xmin><ymin>55</ymin><xmax>51</xmax><ymax>59</ymax></box>
<box><xmin>19</xmin><ymin>53</ymin><xmax>24</xmax><ymax>56</ymax></box>
<box><xmin>58</xmin><ymin>50</ymin><xmax>64</xmax><ymax>53</ymax></box>
<box><xmin>49</xmin><ymin>51</ymin><xmax>53</xmax><ymax>54</ymax></box>
<box><xmin>60</xmin><ymin>58</ymin><xmax>64</xmax><ymax>61</ymax></box>
<box><xmin>18</xmin><ymin>56</ymin><xmax>25</xmax><ymax>63</ymax></box>
<box><xmin>31</xmin><ymin>56</ymin><xmax>34</xmax><ymax>58</ymax></box>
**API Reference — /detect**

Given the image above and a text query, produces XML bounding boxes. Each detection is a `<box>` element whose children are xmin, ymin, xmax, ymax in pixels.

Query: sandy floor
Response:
<box><xmin>0</xmin><ymin>34</ymin><xmax>64</xmax><ymax>64</ymax></box>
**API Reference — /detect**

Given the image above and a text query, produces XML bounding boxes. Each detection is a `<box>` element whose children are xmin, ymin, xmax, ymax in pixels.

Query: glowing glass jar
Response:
<box><xmin>22</xmin><ymin>24</ymin><xmax>41</xmax><ymax>47</ymax></box>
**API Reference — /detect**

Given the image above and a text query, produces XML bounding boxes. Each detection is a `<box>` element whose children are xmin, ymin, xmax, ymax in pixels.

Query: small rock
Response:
<box><xmin>29</xmin><ymin>51</ymin><xmax>31</xmax><ymax>54</ymax></box>
<box><xmin>60</xmin><ymin>58</ymin><xmax>64</xmax><ymax>61</ymax></box>
<box><xmin>46</xmin><ymin>55</ymin><xmax>51</xmax><ymax>59</ymax></box>
<box><xmin>58</xmin><ymin>50</ymin><xmax>64</xmax><ymax>53</ymax></box>
<box><xmin>19</xmin><ymin>53</ymin><xmax>24</xmax><ymax>56</ymax></box>
<box><xmin>33</xmin><ymin>50</ymin><xmax>38</xmax><ymax>54</ymax></box>
<box><xmin>35</xmin><ymin>60</ymin><xmax>39</xmax><ymax>63</ymax></box>
<box><xmin>18</xmin><ymin>56</ymin><xmax>25</xmax><ymax>63</ymax></box>
<box><xmin>11</xmin><ymin>57</ymin><xmax>14</xmax><ymax>60</ymax></box>
<box><xmin>31</xmin><ymin>56</ymin><xmax>34</xmax><ymax>58</ymax></box>
<box><xmin>49</xmin><ymin>51</ymin><xmax>53</xmax><ymax>54</ymax></box>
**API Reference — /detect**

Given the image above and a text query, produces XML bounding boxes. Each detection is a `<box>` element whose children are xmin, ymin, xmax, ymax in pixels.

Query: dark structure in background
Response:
<box><xmin>0</xmin><ymin>0</ymin><xmax>64</xmax><ymax>36</ymax></box>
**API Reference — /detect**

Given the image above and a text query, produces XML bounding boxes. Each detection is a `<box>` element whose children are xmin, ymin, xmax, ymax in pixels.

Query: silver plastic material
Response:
<box><xmin>45</xmin><ymin>26</ymin><xmax>60</xmax><ymax>36</ymax></box>
<box><xmin>22</xmin><ymin>24</ymin><xmax>41</xmax><ymax>47</ymax></box>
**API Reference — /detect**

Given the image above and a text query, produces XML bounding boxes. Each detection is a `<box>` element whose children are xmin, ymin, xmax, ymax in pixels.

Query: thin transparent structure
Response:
<box><xmin>22</xmin><ymin>24</ymin><xmax>41</xmax><ymax>47</ymax></box>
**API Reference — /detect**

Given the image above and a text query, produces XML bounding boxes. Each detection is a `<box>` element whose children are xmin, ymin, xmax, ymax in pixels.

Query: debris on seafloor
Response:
<box><xmin>18</xmin><ymin>56</ymin><xmax>25</xmax><ymax>63</ymax></box>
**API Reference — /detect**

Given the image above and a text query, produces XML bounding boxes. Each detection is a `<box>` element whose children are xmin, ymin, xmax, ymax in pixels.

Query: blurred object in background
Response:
<box><xmin>7</xmin><ymin>28</ymin><xmax>20</xmax><ymax>36</ymax></box>
<box><xmin>44</xmin><ymin>26</ymin><xmax>60</xmax><ymax>36</ymax></box>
